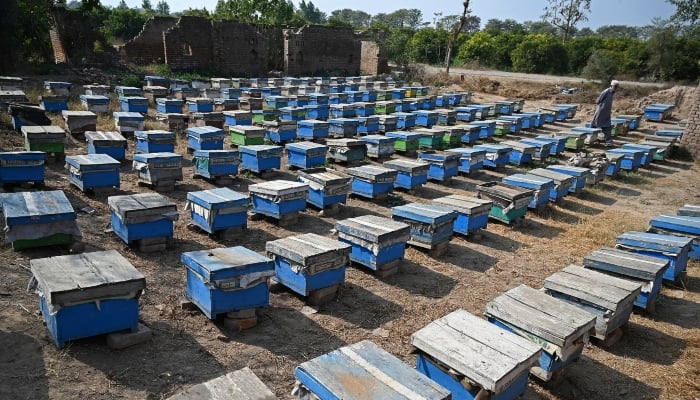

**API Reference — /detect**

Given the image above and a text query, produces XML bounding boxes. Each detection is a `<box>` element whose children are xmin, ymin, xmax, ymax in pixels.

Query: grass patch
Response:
<box><xmin>614</xmin><ymin>170</ymin><xmax>651</xmax><ymax>186</ymax></box>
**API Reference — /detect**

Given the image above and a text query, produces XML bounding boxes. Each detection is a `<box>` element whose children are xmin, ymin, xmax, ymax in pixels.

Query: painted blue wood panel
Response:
<box><xmin>1</xmin><ymin>190</ymin><xmax>75</xmax><ymax>225</ymax></box>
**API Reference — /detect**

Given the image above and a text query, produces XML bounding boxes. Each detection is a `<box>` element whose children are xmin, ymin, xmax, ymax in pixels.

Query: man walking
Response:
<box><xmin>591</xmin><ymin>80</ymin><xmax>619</xmax><ymax>146</ymax></box>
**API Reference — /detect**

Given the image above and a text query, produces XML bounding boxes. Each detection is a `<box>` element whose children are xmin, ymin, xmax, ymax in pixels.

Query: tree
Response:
<box><xmin>668</xmin><ymin>0</ymin><xmax>700</xmax><ymax>25</ymax></box>
<box><xmin>524</xmin><ymin>20</ymin><xmax>559</xmax><ymax>35</ymax></box>
<box><xmin>484</xmin><ymin>18</ymin><xmax>525</xmax><ymax>35</ymax></box>
<box><xmin>384</xmin><ymin>27</ymin><xmax>415</xmax><ymax>66</ymax></box>
<box><xmin>155</xmin><ymin>0</ymin><xmax>169</xmax><ymax>15</ymax></box>
<box><xmin>511</xmin><ymin>34</ymin><xmax>569</xmax><ymax>74</ymax></box>
<box><xmin>329</xmin><ymin>9</ymin><xmax>371</xmax><ymax>28</ymax></box>
<box><xmin>100</xmin><ymin>6</ymin><xmax>148</xmax><ymax>41</ymax></box>
<box><xmin>297</xmin><ymin>0</ymin><xmax>326</xmax><ymax>24</ymax></box>
<box><xmin>444</xmin><ymin>1</ymin><xmax>470</xmax><ymax>75</ymax></box>
<box><xmin>458</xmin><ymin>31</ymin><xmax>499</xmax><ymax>66</ymax></box>
<box><xmin>116</xmin><ymin>0</ymin><xmax>127</xmax><ymax>9</ymax></box>
<box><xmin>596</xmin><ymin>25</ymin><xmax>641</xmax><ymax>39</ymax></box>
<box><xmin>214</xmin><ymin>0</ymin><xmax>295</xmax><ymax>25</ymax></box>
<box><xmin>565</xmin><ymin>36</ymin><xmax>602</xmax><ymax>74</ymax></box>
<box><xmin>407</xmin><ymin>28</ymin><xmax>449</xmax><ymax>64</ymax></box>
<box><xmin>582</xmin><ymin>50</ymin><xmax>618</xmax><ymax>86</ymax></box>
<box><xmin>182</xmin><ymin>7</ymin><xmax>210</xmax><ymax>17</ymax></box>
<box><xmin>142</xmin><ymin>0</ymin><xmax>152</xmax><ymax>11</ymax></box>
<box><xmin>436</xmin><ymin>14</ymin><xmax>480</xmax><ymax>34</ymax></box>
<box><xmin>542</xmin><ymin>0</ymin><xmax>592</xmax><ymax>42</ymax></box>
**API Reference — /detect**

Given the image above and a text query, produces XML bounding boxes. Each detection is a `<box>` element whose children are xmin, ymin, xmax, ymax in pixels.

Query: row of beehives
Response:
<box><xmin>22</xmin><ymin>194</ymin><xmax>698</xmax><ymax>399</ymax></box>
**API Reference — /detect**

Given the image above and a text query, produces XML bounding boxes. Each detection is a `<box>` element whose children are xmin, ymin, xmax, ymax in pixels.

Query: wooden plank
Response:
<box><xmin>583</xmin><ymin>247</ymin><xmax>668</xmax><ymax>280</ymax></box>
<box><xmin>167</xmin><ymin>367</ymin><xmax>276</xmax><ymax>400</ymax></box>
<box><xmin>544</xmin><ymin>265</ymin><xmax>641</xmax><ymax>311</ymax></box>
<box><xmin>411</xmin><ymin>309</ymin><xmax>540</xmax><ymax>393</ymax></box>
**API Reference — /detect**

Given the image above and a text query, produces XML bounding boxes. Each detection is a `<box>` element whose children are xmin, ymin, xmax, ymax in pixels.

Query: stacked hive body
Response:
<box><xmin>412</xmin><ymin>309</ymin><xmax>541</xmax><ymax>400</ymax></box>
<box><xmin>392</xmin><ymin>202</ymin><xmax>457</xmax><ymax>255</ymax></box>
<box><xmin>0</xmin><ymin>190</ymin><xmax>81</xmax><ymax>250</ymax></box>
<box><xmin>85</xmin><ymin>131</ymin><xmax>127</xmax><ymax>161</ymax></box>
<box><xmin>30</xmin><ymin>250</ymin><xmax>145</xmax><ymax>348</ymax></box>
<box><xmin>248</xmin><ymin>180</ymin><xmax>308</xmax><ymax>223</ymax></box>
<box><xmin>432</xmin><ymin>195</ymin><xmax>492</xmax><ymax>237</ymax></box>
<box><xmin>22</xmin><ymin>125</ymin><xmax>66</xmax><ymax>160</ymax></box>
<box><xmin>266</xmin><ymin>233</ymin><xmax>350</xmax><ymax>305</ymax></box>
<box><xmin>132</xmin><ymin>152</ymin><xmax>183</xmax><ymax>189</ymax></box>
<box><xmin>181</xmin><ymin>246</ymin><xmax>274</xmax><ymax>322</ymax></box>
<box><xmin>65</xmin><ymin>154</ymin><xmax>120</xmax><ymax>192</ymax></box>
<box><xmin>476</xmin><ymin>182</ymin><xmax>533</xmax><ymax>224</ymax></box>
<box><xmin>186</xmin><ymin>188</ymin><xmax>248</xmax><ymax>236</ymax></box>
<box><xmin>108</xmin><ymin>192</ymin><xmax>178</xmax><ymax>251</ymax></box>
<box><xmin>335</xmin><ymin>215</ymin><xmax>410</xmax><ymax>277</ymax></box>
<box><xmin>346</xmin><ymin>165</ymin><xmax>397</xmax><ymax>199</ymax></box>
<box><xmin>294</xmin><ymin>340</ymin><xmax>450</xmax><ymax>400</ymax></box>
<box><xmin>485</xmin><ymin>285</ymin><xmax>596</xmax><ymax>381</ymax></box>
<box><xmin>383</xmin><ymin>159</ymin><xmax>429</xmax><ymax>191</ymax></box>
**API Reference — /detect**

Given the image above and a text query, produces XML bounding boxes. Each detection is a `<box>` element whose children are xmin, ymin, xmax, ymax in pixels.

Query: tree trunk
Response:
<box><xmin>445</xmin><ymin>0</ymin><xmax>470</xmax><ymax>76</ymax></box>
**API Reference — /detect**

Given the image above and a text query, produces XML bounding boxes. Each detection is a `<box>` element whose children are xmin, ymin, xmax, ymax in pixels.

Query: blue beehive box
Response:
<box><xmin>456</xmin><ymin>106</ymin><xmax>478</xmax><ymax>122</ymax></box>
<box><xmin>617</xmin><ymin>231</ymin><xmax>692</xmax><ymax>282</ymax></box>
<box><xmin>617</xmin><ymin>114</ymin><xmax>642</xmax><ymax>130</ymax></box>
<box><xmin>65</xmin><ymin>154</ymin><xmax>120</xmax><ymax>192</ymax></box>
<box><xmin>39</xmin><ymin>95</ymin><xmax>69</xmax><ymax>112</ymax></box>
<box><xmin>413</xmin><ymin>110</ymin><xmax>438</xmax><ymax>128</ymax></box>
<box><xmin>115</xmin><ymin>86</ymin><xmax>142</xmax><ymax>98</ymax></box>
<box><xmin>308</xmin><ymin>93</ymin><xmax>329</xmax><ymax>105</ymax></box>
<box><xmin>377</xmin><ymin>115</ymin><xmax>397</xmax><ymax>133</ymax></box>
<box><xmin>512</xmin><ymin>113</ymin><xmax>536</xmax><ymax>129</ymax></box>
<box><xmin>297</xmin><ymin>119</ymin><xmax>329</xmax><ymax>140</ymax></box>
<box><xmin>418</xmin><ymin>151</ymin><xmax>460</xmax><ymax>182</ymax></box>
<box><xmin>119</xmin><ymin>96</ymin><xmax>148</xmax><ymax>113</ymax></box>
<box><xmin>497</xmin><ymin>116</ymin><xmax>523</xmax><ymax>133</ymax></box>
<box><xmin>361</xmin><ymin>90</ymin><xmax>377</xmax><ymax>102</ymax></box>
<box><xmin>345</xmin><ymin>91</ymin><xmax>363</xmax><ymax>103</ymax></box>
<box><xmin>352</xmin><ymin>102</ymin><xmax>375</xmax><ymax>117</ymax></box>
<box><xmin>359</xmin><ymin>134</ymin><xmax>395</xmax><ymax>159</ymax></box>
<box><xmin>412</xmin><ymin>309</ymin><xmax>540</xmax><ymax>400</ymax></box>
<box><xmin>486</xmin><ymin>285</ymin><xmax>596</xmax><ymax>382</ymax></box>
<box><xmin>433</xmin><ymin>194</ymin><xmax>492</xmax><ymax>237</ymax></box>
<box><xmin>0</xmin><ymin>190</ymin><xmax>81</xmax><ymax>250</ymax></box>
<box><xmin>264</xmin><ymin>95</ymin><xmax>288</xmax><ymax>109</ymax></box>
<box><xmin>132</xmin><ymin>152</ymin><xmax>183</xmax><ymax>186</ymax></box>
<box><xmin>328</xmin><ymin>118</ymin><xmax>359</xmax><ymax>138</ymax></box>
<box><xmin>145</xmin><ymin>75</ymin><xmax>169</xmax><ymax>87</ymax></box>
<box><xmin>435</xmin><ymin>108</ymin><xmax>457</xmax><ymax>125</ymax></box>
<box><xmin>182</xmin><ymin>246</ymin><xmax>274</xmax><ymax>320</ymax></box>
<box><xmin>391</xmin><ymin>88</ymin><xmax>407</xmax><ymax>99</ymax></box>
<box><xmin>336</xmin><ymin>215</ymin><xmax>410</xmax><ymax>274</ymax></box>
<box><xmin>267</xmin><ymin>233</ymin><xmax>350</xmax><ymax>301</ymax></box>
<box><xmin>539</xmin><ymin>106</ymin><xmax>567</xmax><ymax>121</ymax></box>
<box><xmin>535</xmin><ymin>135</ymin><xmax>567</xmax><ymax>156</ymax></box>
<box><xmin>494</xmin><ymin>100</ymin><xmax>515</xmax><ymax>115</ymax></box>
<box><xmin>108</xmin><ymin>192</ymin><xmax>178</xmax><ymax>245</ymax></box>
<box><xmin>606</xmin><ymin>148</ymin><xmax>644</xmax><ymax>170</ymax></box>
<box><xmin>186</xmin><ymin>188</ymin><xmax>249</xmax><ymax>235</ymax></box>
<box><xmin>457</xmin><ymin>125</ymin><xmax>480</xmax><ymax>145</ymax></box>
<box><xmin>289</xmin><ymin>95</ymin><xmax>309</xmax><ymax>108</ymax></box>
<box><xmin>500</xmin><ymin>140</ymin><xmax>537</xmax><ymax>166</ymax></box>
<box><xmin>528</xmin><ymin>168</ymin><xmax>573</xmax><ymax>202</ymax></box>
<box><xmin>392</xmin><ymin>202</ymin><xmax>457</xmax><ymax>249</ymax></box>
<box><xmin>295</xmin><ymin>340</ymin><xmax>451</xmax><ymax>400</ymax></box>
<box><xmin>447</xmin><ymin>148</ymin><xmax>486</xmax><ymax>175</ymax></box>
<box><xmin>263</xmin><ymin>120</ymin><xmax>297</xmax><ymax>144</ymax></box>
<box><xmin>644</xmin><ymin>103</ymin><xmax>674</xmax><ymax>122</ymax></box>
<box><xmin>239</xmin><ymin>145</ymin><xmax>282</xmax><ymax>173</ymax></box>
<box><xmin>571</xmin><ymin>126</ymin><xmax>601</xmax><ymax>145</ymax></box>
<box><xmin>470</xmin><ymin>104</ymin><xmax>495</xmax><ymax>119</ymax></box>
<box><xmin>113</xmin><ymin>111</ymin><xmax>145</xmax><ymax>136</ymax></box>
<box><xmin>584</xmin><ymin>247</ymin><xmax>669</xmax><ymax>311</ymax></box>
<box><xmin>474</xmin><ymin>144</ymin><xmax>513</xmax><ymax>169</ymax></box>
<box><xmin>85</xmin><ymin>131</ymin><xmax>127</xmax><ymax>161</ymax></box>
<box><xmin>546</xmin><ymin>165</ymin><xmax>591</xmax><ymax>194</ymax></box>
<box><xmin>44</xmin><ymin>81</ymin><xmax>72</xmax><ymax>96</ymax></box>
<box><xmin>383</xmin><ymin>159</ymin><xmax>429</xmax><ymax>190</ymax></box>
<box><xmin>261</xmin><ymin>86</ymin><xmax>282</xmax><ymax>97</ymax></box>
<box><xmin>279</xmin><ymin>106</ymin><xmax>307</xmax><ymax>122</ymax></box>
<box><xmin>518</xmin><ymin>112</ymin><xmax>545</xmax><ymax>128</ymax></box>
<box><xmin>679</xmin><ymin>204</ymin><xmax>700</xmax><ymax>217</ymax></box>
<box><xmin>655</xmin><ymin>129</ymin><xmax>683</xmax><ymax>141</ymax></box>
<box><xmin>286</xmin><ymin>142</ymin><xmax>327</xmax><ymax>169</ymax></box>
<box><xmin>346</xmin><ymin>165</ymin><xmax>397</xmax><ymax>199</ymax></box>
<box><xmin>156</xmin><ymin>98</ymin><xmax>184</xmax><ymax>113</ymax></box>
<box><xmin>328</xmin><ymin>92</ymin><xmax>349</xmax><ymax>104</ymax></box>
<box><xmin>135</xmin><ymin>130</ymin><xmax>175</xmax><ymax>154</ymax></box>
<box><xmin>298</xmin><ymin>168</ymin><xmax>351</xmax><ymax>210</ymax></box>
<box><xmin>221</xmin><ymin>87</ymin><xmax>242</xmax><ymax>99</ymax></box>
<box><xmin>30</xmin><ymin>250</ymin><xmax>145</xmax><ymax>348</ymax></box>
<box><xmin>223</xmin><ymin>110</ymin><xmax>252</xmax><ymax>126</ymax></box>
<box><xmin>192</xmin><ymin>149</ymin><xmax>239</xmax><ymax>180</ymax></box>
<box><xmin>519</xmin><ymin>138</ymin><xmax>553</xmax><ymax>160</ymax></box>
<box><xmin>249</xmin><ymin>180</ymin><xmax>308</xmax><ymax>220</ymax></box>
<box><xmin>186</xmin><ymin>126</ymin><xmax>225</xmax><ymax>152</ymax></box>
<box><xmin>649</xmin><ymin>215</ymin><xmax>700</xmax><ymax>260</ymax></box>
<box><xmin>470</xmin><ymin>120</ymin><xmax>497</xmax><ymax>140</ymax></box>
<box><xmin>602</xmin><ymin>152</ymin><xmax>625</xmax><ymax>177</ymax></box>
<box><xmin>0</xmin><ymin>151</ymin><xmax>45</xmax><ymax>186</ymax></box>
<box><xmin>621</xmin><ymin>144</ymin><xmax>658</xmax><ymax>166</ymax></box>
<box><xmin>188</xmin><ymin>98</ymin><xmax>214</xmax><ymax>113</ymax></box>
<box><xmin>556</xmin><ymin>104</ymin><xmax>579</xmax><ymax>119</ymax></box>
<box><xmin>502</xmin><ymin>173</ymin><xmax>555</xmax><ymax>209</ymax></box>
<box><xmin>356</xmin><ymin>116</ymin><xmax>380</xmax><ymax>135</ymax></box>
<box><xmin>304</xmin><ymin>104</ymin><xmax>330</xmax><ymax>120</ymax></box>
<box><xmin>392</xmin><ymin>112</ymin><xmax>417</xmax><ymax>130</ymax></box>
<box><xmin>330</xmin><ymin>104</ymin><xmax>356</xmax><ymax>119</ymax></box>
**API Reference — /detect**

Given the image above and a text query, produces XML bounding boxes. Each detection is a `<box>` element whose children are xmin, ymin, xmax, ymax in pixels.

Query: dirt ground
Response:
<box><xmin>0</xmin><ymin>76</ymin><xmax>699</xmax><ymax>400</ymax></box>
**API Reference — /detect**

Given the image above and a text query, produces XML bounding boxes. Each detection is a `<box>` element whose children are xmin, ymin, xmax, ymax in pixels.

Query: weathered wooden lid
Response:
<box><xmin>345</xmin><ymin>165</ymin><xmax>397</xmax><ymax>181</ymax></box>
<box><xmin>335</xmin><ymin>215</ymin><xmax>409</xmax><ymax>242</ymax></box>
<box><xmin>544</xmin><ymin>265</ymin><xmax>642</xmax><ymax>311</ymax></box>
<box><xmin>528</xmin><ymin>168</ymin><xmax>574</xmax><ymax>186</ymax></box>
<box><xmin>167</xmin><ymin>367</ymin><xmax>276</xmax><ymax>400</ymax></box>
<box><xmin>583</xmin><ymin>246</ymin><xmax>669</xmax><ymax>280</ymax></box>
<box><xmin>65</xmin><ymin>154</ymin><xmax>120</xmax><ymax>167</ymax></box>
<box><xmin>248</xmin><ymin>180</ymin><xmax>308</xmax><ymax>197</ymax></box>
<box><xmin>0</xmin><ymin>190</ymin><xmax>75</xmax><ymax>221</ymax></box>
<box><xmin>432</xmin><ymin>194</ymin><xmax>492</xmax><ymax>215</ymax></box>
<box><xmin>392</xmin><ymin>202</ymin><xmax>457</xmax><ymax>225</ymax></box>
<box><xmin>85</xmin><ymin>131</ymin><xmax>127</xmax><ymax>142</ymax></box>
<box><xmin>266</xmin><ymin>233</ymin><xmax>350</xmax><ymax>266</ymax></box>
<box><xmin>678</xmin><ymin>204</ymin><xmax>700</xmax><ymax>217</ymax></box>
<box><xmin>383</xmin><ymin>159</ymin><xmax>430</xmax><ymax>174</ymax></box>
<box><xmin>616</xmin><ymin>231</ymin><xmax>693</xmax><ymax>254</ymax></box>
<box><xmin>108</xmin><ymin>192</ymin><xmax>177</xmax><ymax>219</ymax></box>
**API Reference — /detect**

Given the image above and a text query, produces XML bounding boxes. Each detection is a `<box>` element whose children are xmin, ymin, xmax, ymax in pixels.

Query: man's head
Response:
<box><xmin>611</xmin><ymin>80</ymin><xmax>619</xmax><ymax>91</ymax></box>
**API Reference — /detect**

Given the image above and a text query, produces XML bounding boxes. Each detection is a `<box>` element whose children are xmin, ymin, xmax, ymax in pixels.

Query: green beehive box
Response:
<box><xmin>229</xmin><ymin>125</ymin><xmax>265</xmax><ymax>146</ymax></box>
<box><xmin>375</xmin><ymin>101</ymin><xmax>396</xmax><ymax>115</ymax></box>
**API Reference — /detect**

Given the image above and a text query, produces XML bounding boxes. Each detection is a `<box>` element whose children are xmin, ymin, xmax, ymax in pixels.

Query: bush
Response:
<box><xmin>582</xmin><ymin>50</ymin><xmax>618</xmax><ymax>86</ymax></box>
<box><xmin>511</xmin><ymin>34</ymin><xmax>569</xmax><ymax>74</ymax></box>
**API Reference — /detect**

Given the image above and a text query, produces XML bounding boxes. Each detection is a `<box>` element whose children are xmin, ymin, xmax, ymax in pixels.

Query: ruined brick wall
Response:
<box><xmin>360</xmin><ymin>40</ymin><xmax>387</xmax><ymax>75</ymax></box>
<box><xmin>284</xmin><ymin>26</ymin><xmax>361</xmax><ymax>76</ymax></box>
<box><xmin>163</xmin><ymin>16</ymin><xmax>214</xmax><ymax>71</ymax></box>
<box><xmin>120</xmin><ymin>17</ymin><xmax>177</xmax><ymax>65</ymax></box>
<box><xmin>51</xmin><ymin>8</ymin><xmax>115</xmax><ymax>65</ymax></box>
<box><xmin>680</xmin><ymin>83</ymin><xmax>700</xmax><ymax>157</ymax></box>
<box><xmin>212</xmin><ymin>20</ymin><xmax>267</xmax><ymax>77</ymax></box>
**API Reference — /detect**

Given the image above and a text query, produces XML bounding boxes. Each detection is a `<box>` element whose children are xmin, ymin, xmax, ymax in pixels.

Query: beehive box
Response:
<box><xmin>132</xmin><ymin>152</ymin><xmax>183</xmax><ymax>187</ymax></box>
<box><xmin>83</xmin><ymin>85</ymin><xmax>111</xmax><ymax>96</ymax></box>
<box><xmin>279</xmin><ymin>106</ymin><xmax>307</xmax><ymax>122</ymax></box>
<box><xmin>413</xmin><ymin>110</ymin><xmax>438</xmax><ymax>128</ymax></box>
<box><xmin>266</xmin><ymin>233</ymin><xmax>350</xmax><ymax>301</ymax></box>
<box><xmin>304</xmin><ymin>104</ymin><xmax>330</xmax><ymax>120</ymax></box>
<box><xmin>474</xmin><ymin>144</ymin><xmax>513</xmax><ymax>169</ymax></box>
<box><xmin>377</xmin><ymin>115</ymin><xmax>397</xmax><ymax>133</ymax></box>
<box><xmin>621</xmin><ymin>144</ymin><xmax>658</xmax><ymax>166</ymax></box>
<box><xmin>61</xmin><ymin>110</ymin><xmax>97</xmax><ymax>136</ymax></box>
<box><xmin>571</xmin><ymin>126</ymin><xmax>601</xmax><ymax>145</ymax></box>
<box><xmin>308</xmin><ymin>93</ymin><xmax>329</xmax><ymax>105</ymax></box>
<box><xmin>44</xmin><ymin>81</ymin><xmax>72</xmax><ymax>96</ymax></box>
<box><xmin>435</xmin><ymin>108</ymin><xmax>457</xmax><ymax>126</ymax></box>
<box><xmin>249</xmin><ymin>180</ymin><xmax>308</xmax><ymax>220</ymax></box>
<box><xmin>22</xmin><ymin>125</ymin><xmax>66</xmax><ymax>157</ymax></box>
<box><xmin>351</xmin><ymin>102</ymin><xmax>375</xmax><ymax>117</ymax></box>
<box><xmin>262</xmin><ymin>120</ymin><xmax>297</xmax><ymax>144</ymax></box>
<box><xmin>556</xmin><ymin>104</ymin><xmax>579</xmax><ymax>119</ymax></box>
<box><xmin>186</xmin><ymin>126</ymin><xmax>225</xmax><ymax>152</ymax></box>
<box><xmin>470</xmin><ymin>104</ymin><xmax>496</xmax><ymax>120</ymax></box>
<box><xmin>220</xmin><ymin>88</ymin><xmax>242</xmax><ymax>100</ymax></box>
<box><xmin>327</xmin><ymin>118</ymin><xmax>359</xmax><ymax>138</ymax></box>
<box><xmin>678</xmin><ymin>204</ymin><xmax>700</xmax><ymax>217</ymax></box>
<box><xmin>142</xmin><ymin>86</ymin><xmax>169</xmax><ymax>103</ymax></box>
<box><xmin>512</xmin><ymin>113</ymin><xmax>536</xmax><ymax>129</ymax></box>
<box><xmin>145</xmin><ymin>75</ymin><xmax>170</xmax><ymax>87</ymax></box>
<box><xmin>167</xmin><ymin>368</ymin><xmax>276</xmax><ymax>400</ymax></box>
<box><xmin>497</xmin><ymin>116</ymin><xmax>523</xmax><ymax>133</ymax></box>
<box><xmin>446</xmin><ymin>148</ymin><xmax>486</xmax><ymax>175</ymax></box>
<box><xmin>187</xmin><ymin>188</ymin><xmax>248</xmax><ymax>235</ymax></box>
<box><xmin>643</xmin><ymin>103</ymin><xmax>674</xmax><ymax>122</ymax></box>
<box><xmin>385</xmin><ymin>131</ymin><xmax>423</xmax><ymax>154</ymax></box>
<box><xmin>134</xmin><ymin>130</ymin><xmax>175</xmax><ymax>154</ymax></box>
<box><xmin>239</xmin><ymin>145</ymin><xmax>282</xmax><ymax>173</ymax></box>
<box><xmin>502</xmin><ymin>173</ymin><xmax>555</xmax><ymax>210</ymax></box>
<box><xmin>294</xmin><ymin>340</ymin><xmax>450</xmax><ymax>400</ymax></box>
<box><xmin>392</xmin><ymin>111</ymin><xmax>416</xmax><ymax>130</ymax></box>
<box><xmin>455</xmin><ymin>106</ymin><xmax>478</xmax><ymax>122</ymax></box>
<box><xmin>535</xmin><ymin>135</ymin><xmax>567</xmax><ymax>156</ymax></box>
<box><xmin>418</xmin><ymin>151</ymin><xmax>460</xmax><ymax>182</ymax></box>
<box><xmin>476</xmin><ymin>182</ymin><xmax>533</xmax><ymax>224</ymax></box>
<box><xmin>518</xmin><ymin>139</ymin><xmax>553</xmax><ymax>160</ymax></box>
<box><xmin>356</xmin><ymin>116</ymin><xmax>380</xmax><ymax>135</ymax></box>
<box><xmin>297</xmin><ymin>119</ymin><xmax>329</xmax><ymax>140</ymax></box>
<box><xmin>617</xmin><ymin>231</ymin><xmax>693</xmax><ymax>282</ymax></box>
<box><xmin>0</xmin><ymin>190</ymin><xmax>81</xmax><ymax>250</ymax></box>
<box><xmin>290</xmin><ymin>95</ymin><xmax>310</xmax><ymax>108</ymax></box>
<box><xmin>374</xmin><ymin>100</ymin><xmax>396</xmax><ymax>115</ymax></box>
<box><xmin>193</xmin><ymin>113</ymin><xmax>224</xmax><ymax>130</ymax></box>
<box><xmin>298</xmin><ymin>168</ymin><xmax>351</xmax><ymax>210</ymax></box>
<box><xmin>527</xmin><ymin>168</ymin><xmax>573</xmax><ymax>202</ymax></box>
<box><xmin>108</xmin><ymin>192</ymin><xmax>178</xmax><ymax>245</ymax></box>
<box><xmin>156</xmin><ymin>98</ymin><xmax>185</xmax><ymax>114</ymax></box>
<box><xmin>617</xmin><ymin>114</ymin><xmax>642</xmax><ymax>130</ymax></box>
<box><xmin>113</xmin><ymin>112</ymin><xmax>145</xmax><ymax>136</ymax></box>
<box><xmin>359</xmin><ymin>135</ymin><xmax>395</xmax><ymax>159</ymax></box>
<box><xmin>285</xmin><ymin>142</ymin><xmax>327</xmax><ymax>170</ymax></box>
<box><xmin>361</xmin><ymin>90</ymin><xmax>377</xmax><ymax>102</ymax></box>
<box><xmin>173</xmin><ymin>87</ymin><xmax>200</xmax><ymax>100</ymax></box>
<box><xmin>432</xmin><ymin>194</ymin><xmax>492</xmax><ymax>236</ymax></box>
<box><xmin>336</xmin><ymin>215</ymin><xmax>410</xmax><ymax>275</ymax></box>
<box><xmin>156</xmin><ymin>112</ymin><xmax>189</xmax><ymax>133</ymax></box>
<box><xmin>264</xmin><ymin>95</ymin><xmax>289</xmax><ymax>110</ymax></box>
<box><xmin>546</xmin><ymin>165</ymin><xmax>591</xmax><ymax>194</ymax></box>
<box><xmin>583</xmin><ymin>247</ymin><xmax>669</xmax><ymax>311</ymax></box>
<box><xmin>470</xmin><ymin>120</ymin><xmax>497</xmax><ymax>140</ymax></box>
<box><xmin>119</xmin><ymin>96</ymin><xmax>148</xmax><ymax>113</ymax></box>
<box><xmin>65</xmin><ymin>154</ymin><xmax>120</xmax><ymax>192</ymax></box>
<box><xmin>192</xmin><ymin>150</ymin><xmax>239</xmax><ymax>180</ymax></box>
<box><xmin>383</xmin><ymin>159</ymin><xmax>429</xmax><ymax>191</ymax></box>
<box><xmin>544</xmin><ymin>265</ymin><xmax>641</xmax><ymax>343</ymax></box>
<box><xmin>223</xmin><ymin>110</ymin><xmax>253</xmax><ymax>126</ymax></box>
<box><xmin>637</xmin><ymin>140</ymin><xmax>670</xmax><ymax>161</ymax></box>
<box><xmin>326</xmin><ymin>138</ymin><xmax>367</xmax><ymax>163</ymax></box>
<box><xmin>456</xmin><ymin>124</ymin><xmax>480</xmax><ymax>145</ymax></box>
<box><xmin>30</xmin><ymin>250</ymin><xmax>145</xmax><ymax>348</ymax></box>
<box><xmin>213</xmin><ymin>98</ymin><xmax>239</xmax><ymax>112</ymax></box>
<box><xmin>40</xmin><ymin>95</ymin><xmax>68</xmax><ymax>112</ymax></box>
<box><xmin>328</xmin><ymin>92</ymin><xmax>349</xmax><ymax>104</ymax></box>
<box><xmin>392</xmin><ymin>202</ymin><xmax>457</xmax><ymax>250</ymax></box>
<box><xmin>0</xmin><ymin>151</ymin><xmax>45</xmax><ymax>186</ymax></box>
<box><xmin>0</xmin><ymin>76</ymin><xmax>23</xmax><ymax>91</ymax></box>
<box><xmin>485</xmin><ymin>285</ymin><xmax>596</xmax><ymax>381</ymax></box>
<box><xmin>229</xmin><ymin>125</ymin><xmax>265</xmax><ymax>147</ymax></box>
<box><xmin>602</xmin><ymin>153</ymin><xmax>624</xmax><ymax>177</ymax></box>
<box><xmin>416</xmin><ymin>128</ymin><xmax>445</xmax><ymax>150</ymax></box>
<box><xmin>412</xmin><ymin>309</ymin><xmax>540</xmax><ymax>400</ymax></box>
<box><xmin>438</xmin><ymin>125</ymin><xmax>462</xmax><ymax>149</ymax></box>
<box><xmin>346</xmin><ymin>165</ymin><xmax>397</xmax><ymax>199</ymax></box>
<box><xmin>187</xmin><ymin>97</ymin><xmax>214</xmax><ymax>113</ymax></box>
<box><xmin>516</xmin><ymin>112</ymin><xmax>544</xmax><ymax>128</ymax></box>
<box><xmin>553</xmin><ymin>131</ymin><xmax>586</xmax><ymax>151</ymax></box>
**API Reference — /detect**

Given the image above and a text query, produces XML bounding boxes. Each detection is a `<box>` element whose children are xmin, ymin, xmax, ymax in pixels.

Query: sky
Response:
<box><xmin>101</xmin><ymin>0</ymin><xmax>677</xmax><ymax>29</ymax></box>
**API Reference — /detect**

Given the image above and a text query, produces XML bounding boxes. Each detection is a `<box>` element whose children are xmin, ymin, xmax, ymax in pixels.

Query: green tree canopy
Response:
<box><xmin>511</xmin><ymin>33</ymin><xmax>569</xmax><ymax>73</ymax></box>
